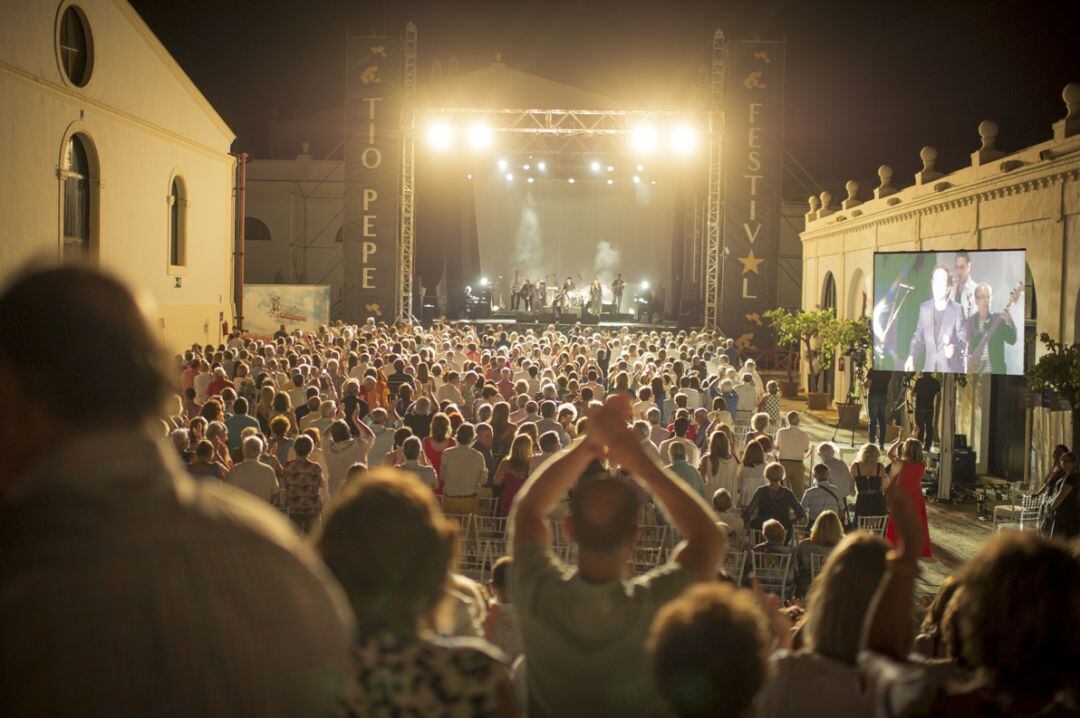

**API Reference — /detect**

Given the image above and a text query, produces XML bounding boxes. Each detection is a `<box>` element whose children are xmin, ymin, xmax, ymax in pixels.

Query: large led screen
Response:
<box><xmin>872</xmin><ymin>250</ymin><xmax>1026</xmax><ymax>375</ymax></box>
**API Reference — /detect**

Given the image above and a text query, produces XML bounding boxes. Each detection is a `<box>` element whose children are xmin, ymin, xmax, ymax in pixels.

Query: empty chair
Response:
<box><xmin>751</xmin><ymin>550</ymin><xmax>794</xmax><ymax>601</ymax></box>
<box><xmin>630</xmin><ymin>546</ymin><xmax>664</xmax><ymax>575</ymax></box>
<box><xmin>719</xmin><ymin>549</ymin><xmax>747</xmax><ymax>584</ymax></box>
<box><xmin>637</xmin><ymin>524</ymin><xmax>669</xmax><ymax>550</ymax></box>
<box><xmin>857</xmin><ymin>515</ymin><xmax>888</xmax><ymax>536</ymax></box>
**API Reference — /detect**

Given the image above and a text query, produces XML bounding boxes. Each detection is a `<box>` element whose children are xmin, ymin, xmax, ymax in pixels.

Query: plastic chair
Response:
<box><xmin>751</xmin><ymin>550</ymin><xmax>794</xmax><ymax>601</ymax></box>
<box><xmin>857</xmin><ymin>515</ymin><xmax>889</xmax><ymax>536</ymax></box>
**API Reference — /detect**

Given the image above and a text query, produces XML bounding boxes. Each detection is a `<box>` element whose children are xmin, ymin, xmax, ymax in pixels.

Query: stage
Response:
<box><xmin>451</xmin><ymin>311</ymin><xmax>680</xmax><ymax>333</ymax></box>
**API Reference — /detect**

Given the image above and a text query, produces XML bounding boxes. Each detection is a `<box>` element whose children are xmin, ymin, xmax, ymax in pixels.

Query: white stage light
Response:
<box><xmin>606</xmin><ymin>178</ymin><xmax>614</xmax><ymax>185</ymax></box>
<box><xmin>480</xmin><ymin>277</ymin><xmax>489</xmax><ymax>286</ymax></box>
<box><xmin>670</xmin><ymin>124</ymin><xmax>697</xmax><ymax>154</ymax></box>
<box><xmin>636</xmin><ymin>163</ymin><xmax>644</xmax><ymax>172</ymax></box>
<box><xmin>590</xmin><ymin>161</ymin><xmax>601</xmax><ymax>172</ymax></box>
<box><xmin>630</xmin><ymin>124</ymin><xmax>659</xmax><ymax>154</ymax></box>
<box><xmin>506</xmin><ymin>173</ymin><xmax>514</xmax><ymax>181</ymax></box>
<box><xmin>537</xmin><ymin>161</ymin><xmax>547</xmax><ymax>171</ymax></box>
<box><xmin>523</xmin><ymin>163</ymin><xmax>531</xmax><ymax>171</ymax></box>
<box><xmin>466</xmin><ymin>173</ymin><xmax>473</xmax><ymax>180</ymax></box>
<box><xmin>498</xmin><ymin>158</ymin><xmax>508</xmax><ymax>170</ymax></box>
<box><xmin>467</xmin><ymin>124</ymin><xmax>493</xmax><ymax>149</ymax></box>
<box><xmin>641</xmin><ymin>280</ymin><xmax>650</xmax><ymax>290</ymax></box>
<box><xmin>606</xmin><ymin>165</ymin><xmax>614</xmax><ymax>172</ymax></box>
<box><xmin>633</xmin><ymin>175</ymin><xmax>641</xmax><ymax>184</ymax></box>
<box><xmin>568</xmin><ymin>178</ymin><xmax>576</xmax><ymax>184</ymax></box>
<box><xmin>527</xmin><ymin>177</ymin><xmax>534</xmax><ymax>184</ymax></box>
<box><xmin>426</xmin><ymin>122</ymin><xmax>453</xmax><ymax>150</ymax></box>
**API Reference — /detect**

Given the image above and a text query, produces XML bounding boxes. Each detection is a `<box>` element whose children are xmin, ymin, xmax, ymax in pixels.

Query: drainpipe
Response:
<box><xmin>233</xmin><ymin>152</ymin><xmax>249</xmax><ymax>330</ymax></box>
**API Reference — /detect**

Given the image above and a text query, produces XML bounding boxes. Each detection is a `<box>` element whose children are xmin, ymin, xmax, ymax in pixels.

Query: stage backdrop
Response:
<box><xmin>721</xmin><ymin>39</ymin><xmax>786</xmax><ymax>349</ymax></box>
<box><xmin>243</xmin><ymin>284</ymin><xmax>331</xmax><ymax>337</ymax></box>
<box><xmin>472</xmin><ymin>177</ymin><xmax>675</xmax><ymax>310</ymax></box>
<box><xmin>344</xmin><ymin>35</ymin><xmax>401</xmax><ymax>323</ymax></box>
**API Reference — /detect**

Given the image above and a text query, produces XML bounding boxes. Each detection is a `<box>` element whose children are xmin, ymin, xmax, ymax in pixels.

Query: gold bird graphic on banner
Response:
<box><xmin>753</xmin><ymin>50</ymin><xmax>771</xmax><ymax>63</ymax></box>
<box><xmin>746</xmin><ymin>313</ymin><xmax>763</xmax><ymax>326</ymax></box>
<box><xmin>365</xmin><ymin>303</ymin><xmax>383</xmax><ymax>317</ymax></box>
<box><xmin>742</xmin><ymin>71</ymin><xmax>766</xmax><ymax>90</ymax></box>
<box><xmin>371</xmin><ymin>46</ymin><xmax>386</xmax><ymax>57</ymax></box>
<box><xmin>359</xmin><ymin>66</ymin><xmax>382</xmax><ymax>85</ymax></box>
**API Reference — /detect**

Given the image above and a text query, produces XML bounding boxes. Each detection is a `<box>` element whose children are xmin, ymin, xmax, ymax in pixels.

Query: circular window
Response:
<box><xmin>57</xmin><ymin>5</ymin><xmax>93</xmax><ymax>87</ymax></box>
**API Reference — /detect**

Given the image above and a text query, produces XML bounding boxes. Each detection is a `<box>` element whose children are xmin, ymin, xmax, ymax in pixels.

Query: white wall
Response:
<box><xmin>0</xmin><ymin>0</ymin><xmax>236</xmax><ymax>352</ymax></box>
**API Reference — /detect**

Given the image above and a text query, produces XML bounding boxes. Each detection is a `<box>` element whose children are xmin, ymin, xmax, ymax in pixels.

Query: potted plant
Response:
<box><xmin>798</xmin><ymin>308</ymin><xmax>836</xmax><ymax>410</ymax></box>
<box><xmin>763</xmin><ymin>308</ymin><xmax>802</xmax><ymax>398</ymax></box>
<box><xmin>824</xmin><ymin>317</ymin><xmax>873</xmax><ymax>428</ymax></box>
<box><xmin>1026</xmin><ymin>332</ymin><xmax>1080</xmax><ymax>451</ymax></box>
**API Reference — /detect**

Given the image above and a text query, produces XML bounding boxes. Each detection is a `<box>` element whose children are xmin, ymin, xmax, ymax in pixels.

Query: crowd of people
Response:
<box><xmin>3</xmin><ymin>265</ymin><xmax>1079</xmax><ymax>717</ymax></box>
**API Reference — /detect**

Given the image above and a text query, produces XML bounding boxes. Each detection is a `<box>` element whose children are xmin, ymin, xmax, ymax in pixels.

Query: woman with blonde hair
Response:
<box><xmin>422</xmin><ymin>412</ymin><xmax>455</xmax><ymax>495</ymax></box>
<box><xmin>736</xmin><ymin>439</ymin><xmax>767</xmax><ymax>508</ymax></box>
<box><xmin>255</xmin><ymin>384</ymin><xmax>276</xmax><ymax>433</ymax></box>
<box><xmin>757</xmin><ymin>532</ymin><xmax>889</xmax><ymax>716</ymax></box>
<box><xmin>852</xmin><ymin>442</ymin><xmax>887</xmax><ymax>522</ymax></box>
<box><xmin>494</xmin><ymin>433</ymin><xmax>533</xmax><ymax>517</ymax></box>
<box><xmin>796</xmin><ymin>510</ymin><xmax>845</xmax><ymax>595</ymax></box>
<box><xmin>885</xmin><ymin>437</ymin><xmax>931</xmax><ymax>558</ymax></box>
<box><xmin>315</xmin><ymin>469</ymin><xmax>515</xmax><ymax>716</ymax></box>
<box><xmin>700</xmin><ymin>430</ymin><xmax>740</xmax><ymax>500</ymax></box>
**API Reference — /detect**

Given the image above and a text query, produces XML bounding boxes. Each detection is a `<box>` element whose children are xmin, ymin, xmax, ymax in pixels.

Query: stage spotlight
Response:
<box><xmin>607</xmin><ymin>165</ymin><xmax>614</xmax><ymax>172</ymax></box>
<box><xmin>480</xmin><ymin>277</ymin><xmax>489</xmax><ymax>286</ymax></box>
<box><xmin>523</xmin><ymin>163</ymin><xmax>531</xmax><ymax>171</ymax></box>
<box><xmin>568</xmin><ymin>178</ymin><xmax>576</xmax><ymax>184</ymax></box>
<box><xmin>606</xmin><ymin>178</ymin><xmax>614</xmax><ymax>185</ymax></box>
<box><xmin>636</xmin><ymin>164</ymin><xmax>644</xmax><ymax>172</ymax></box>
<box><xmin>426</xmin><ymin>122</ymin><xmax>453</xmax><ymax>150</ymax></box>
<box><xmin>630</xmin><ymin>124</ymin><xmax>659</xmax><ymax>154</ymax></box>
<box><xmin>590</xmin><ymin>161</ymin><xmax>601</xmax><ymax>172</ymax></box>
<box><xmin>633</xmin><ymin>175</ymin><xmax>641</xmax><ymax>184</ymax></box>
<box><xmin>467</xmin><ymin>124</ymin><xmax>492</xmax><ymax>149</ymax></box>
<box><xmin>505</xmin><ymin>173</ymin><xmax>514</xmax><ymax>181</ymax></box>
<box><xmin>641</xmin><ymin>280</ymin><xmax>650</xmax><ymax>290</ymax></box>
<box><xmin>466</xmin><ymin>173</ymin><xmax>473</xmax><ymax>180</ymax></box>
<box><xmin>537</xmin><ymin>161</ymin><xmax>547</xmax><ymax>171</ymax></box>
<box><xmin>670</xmin><ymin>124</ymin><xmax>697</xmax><ymax>155</ymax></box>
<box><xmin>498</xmin><ymin>158</ymin><xmax>508</xmax><ymax>170</ymax></box>
<box><xmin>527</xmin><ymin>177</ymin><xmax>535</xmax><ymax>184</ymax></box>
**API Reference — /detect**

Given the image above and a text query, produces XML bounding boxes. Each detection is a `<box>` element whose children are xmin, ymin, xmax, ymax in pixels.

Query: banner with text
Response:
<box><xmin>344</xmin><ymin>35</ymin><xmax>401</xmax><ymax>322</ymax></box>
<box><xmin>721</xmin><ymin>40</ymin><xmax>785</xmax><ymax>350</ymax></box>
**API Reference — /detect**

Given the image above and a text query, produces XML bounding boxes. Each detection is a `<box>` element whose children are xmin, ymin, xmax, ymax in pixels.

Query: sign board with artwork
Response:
<box><xmin>243</xmin><ymin>284</ymin><xmax>331</xmax><ymax>337</ymax></box>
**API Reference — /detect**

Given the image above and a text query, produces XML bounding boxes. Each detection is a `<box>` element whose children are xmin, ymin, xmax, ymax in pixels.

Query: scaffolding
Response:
<box><xmin>398</xmin><ymin>22</ymin><xmax>417</xmax><ymax>321</ymax></box>
<box><xmin>703</xmin><ymin>29</ymin><xmax>726</xmax><ymax>331</ymax></box>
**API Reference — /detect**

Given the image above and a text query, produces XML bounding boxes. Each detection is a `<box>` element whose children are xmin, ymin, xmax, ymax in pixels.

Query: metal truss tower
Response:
<box><xmin>703</xmin><ymin>29</ymin><xmax>725</xmax><ymax>331</ymax></box>
<box><xmin>398</xmin><ymin>22</ymin><xmax>418</xmax><ymax>321</ymax></box>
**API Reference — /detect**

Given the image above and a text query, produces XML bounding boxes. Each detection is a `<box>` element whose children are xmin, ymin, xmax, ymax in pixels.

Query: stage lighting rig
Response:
<box><xmin>426</xmin><ymin>122</ymin><xmax>453</xmax><ymax>150</ymax></box>
<box><xmin>630</xmin><ymin>124</ymin><xmax>659</xmax><ymax>155</ymax></box>
<box><xmin>568</xmin><ymin>178</ymin><xmax>576</xmax><ymax>184</ymax></box>
<box><xmin>467</xmin><ymin>124</ymin><xmax>493</xmax><ymax>150</ymax></box>
<box><xmin>537</xmin><ymin>161</ymin><xmax>547</xmax><ymax>171</ymax></box>
<box><xmin>590</xmin><ymin>161</ymin><xmax>601</xmax><ymax>173</ymax></box>
<box><xmin>670</xmin><ymin>124</ymin><xmax>697</xmax><ymax>155</ymax></box>
<box><xmin>498</xmin><ymin>158</ymin><xmax>508</xmax><ymax>171</ymax></box>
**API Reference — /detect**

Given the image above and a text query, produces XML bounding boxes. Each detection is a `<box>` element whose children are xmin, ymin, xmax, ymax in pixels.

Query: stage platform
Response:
<box><xmin>453</xmin><ymin>313</ymin><xmax>680</xmax><ymax>333</ymax></box>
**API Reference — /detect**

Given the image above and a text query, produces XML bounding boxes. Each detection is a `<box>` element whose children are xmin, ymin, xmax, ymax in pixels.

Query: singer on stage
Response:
<box><xmin>904</xmin><ymin>264</ymin><xmax>968</xmax><ymax>373</ymax></box>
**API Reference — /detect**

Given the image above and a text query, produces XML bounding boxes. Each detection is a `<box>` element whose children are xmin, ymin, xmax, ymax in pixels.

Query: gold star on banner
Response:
<box><xmin>738</xmin><ymin>249</ymin><xmax>764</xmax><ymax>275</ymax></box>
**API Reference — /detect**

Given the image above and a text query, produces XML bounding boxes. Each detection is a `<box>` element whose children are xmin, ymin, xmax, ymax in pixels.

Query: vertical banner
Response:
<box><xmin>722</xmin><ymin>40</ymin><xmax>785</xmax><ymax>349</ymax></box>
<box><xmin>344</xmin><ymin>35</ymin><xmax>401</xmax><ymax>322</ymax></box>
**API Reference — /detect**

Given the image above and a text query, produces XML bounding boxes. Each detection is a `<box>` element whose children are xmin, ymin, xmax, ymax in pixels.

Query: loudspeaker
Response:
<box><xmin>538</xmin><ymin>311</ymin><xmax>557</xmax><ymax>323</ymax></box>
<box><xmin>581</xmin><ymin>311</ymin><xmax>600</xmax><ymax>325</ymax></box>
<box><xmin>953</xmin><ymin>451</ymin><xmax>976</xmax><ymax>487</ymax></box>
<box><xmin>421</xmin><ymin>305</ymin><xmax>436</xmax><ymax>324</ymax></box>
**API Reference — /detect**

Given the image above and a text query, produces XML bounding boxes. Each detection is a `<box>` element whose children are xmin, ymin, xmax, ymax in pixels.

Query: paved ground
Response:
<box><xmin>783</xmin><ymin>395</ymin><xmax>995</xmax><ymax>596</ymax></box>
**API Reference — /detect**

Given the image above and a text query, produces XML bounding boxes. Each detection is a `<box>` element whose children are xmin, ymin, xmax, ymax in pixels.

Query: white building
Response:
<box><xmin>801</xmin><ymin>84</ymin><xmax>1080</xmax><ymax>483</ymax></box>
<box><xmin>0</xmin><ymin>0</ymin><xmax>237</xmax><ymax>352</ymax></box>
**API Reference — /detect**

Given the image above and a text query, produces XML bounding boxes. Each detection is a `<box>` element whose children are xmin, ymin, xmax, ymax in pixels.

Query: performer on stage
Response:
<box><xmin>966</xmin><ymin>283</ymin><xmax>1018</xmax><ymax>374</ymax></box>
<box><xmin>531</xmin><ymin>280</ymin><xmax>544</xmax><ymax>315</ymax></box>
<box><xmin>553</xmin><ymin>283</ymin><xmax>568</xmax><ymax>319</ymax></box>
<box><xmin>510</xmin><ymin>270</ymin><xmax>521</xmax><ymax>311</ymax></box>
<box><xmin>589</xmin><ymin>277</ymin><xmax>602</xmax><ymax>317</ymax></box>
<box><xmin>519</xmin><ymin>278</ymin><xmax>532</xmax><ymax>312</ymax></box>
<box><xmin>611</xmin><ymin>273</ymin><xmax>626</xmax><ymax>313</ymax></box>
<box><xmin>904</xmin><ymin>264</ymin><xmax>968</xmax><ymax>373</ymax></box>
<box><xmin>953</xmin><ymin>251</ymin><xmax>979</xmax><ymax>320</ymax></box>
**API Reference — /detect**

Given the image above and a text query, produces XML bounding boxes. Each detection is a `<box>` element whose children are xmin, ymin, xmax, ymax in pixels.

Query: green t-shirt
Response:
<box><xmin>510</xmin><ymin>539</ymin><xmax>694</xmax><ymax>718</ymax></box>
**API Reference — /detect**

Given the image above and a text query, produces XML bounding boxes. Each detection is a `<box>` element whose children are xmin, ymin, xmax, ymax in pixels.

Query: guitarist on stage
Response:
<box><xmin>966</xmin><ymin>282</ymin><xmax>1019</xmax><ymax>374</ymax></box>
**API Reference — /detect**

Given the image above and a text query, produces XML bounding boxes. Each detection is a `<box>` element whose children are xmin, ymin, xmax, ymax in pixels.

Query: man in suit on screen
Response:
<box><xmin>904</xmin><ymin>264</ymin><xmax>968</xmax><ymax>373</ymax></box>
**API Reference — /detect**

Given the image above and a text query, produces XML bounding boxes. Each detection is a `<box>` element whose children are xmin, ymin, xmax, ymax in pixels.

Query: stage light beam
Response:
<box><xmin>606</xmin><ymin>178</ymin><xmax>614</xmax><ymax>185</ymax></box>
<box><xmin>568</xmin><ymin>178</ymin><xmax>576</xmax><ymax>184</ymax></box>
<box><xmin>498</xmin><ymin>158</ymin><xmax>508</xmax><ymax>170</ymax></box>
<box><xmin>633</xmin><ymin>175</ymin><xmax>641</xmax><ymax>184</ymax></box>
<box><xmin>505</xmin><ymin>173</ymin><xmax>514</xmax><ymax>182</ymax></box>
<box><xmin>642</xmin><ymin>280</ymin><xmax>650</xmax><ymax>290</ymax></box>
<box><xmin>630</xmin><ymin>124</ymin><xmax>659</xmax><ymax>155</ymax></box>
<box><xmin>426</xmin><ymin>122</ymin><xmax>453</xmax><ymax>150</ymax></box>
<box><xmin>467</xmin><ymin>124</ymin><xmax>493</xmax><ymax>150</ymax></box>
<box><xmin>480</xmin><ymin>277</ymin><xmax>489</xmax><ymax>286</ymax></box>
<box><xmin>590</xmin><ymin>161</ymin><xmax>601</xmax><ymax>173</ymax></box>
<box><xmin>537</xmin><ymin>161</ymin><xmax>547</xmax><ymax>171</ymax></box>
<box><xmin>671</xmin><ymin>124</ymin><xmax>697</xmax><ymax>155</ymax></box>
<box><xmin>527</xmin><ymin>177</ymin><xmax>535</xmax><ymax>184</ymax></box>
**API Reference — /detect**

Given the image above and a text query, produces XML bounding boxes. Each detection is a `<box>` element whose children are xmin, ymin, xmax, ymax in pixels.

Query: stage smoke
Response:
<box><xmin>513</xmin><ymin>194</ymin><xmax>543</xmax><ymax>276</ymax></box>
<box><xmin>593</xmin><ymin>240</ymin><xmax>621</xmax><ymax>284</ymax></box>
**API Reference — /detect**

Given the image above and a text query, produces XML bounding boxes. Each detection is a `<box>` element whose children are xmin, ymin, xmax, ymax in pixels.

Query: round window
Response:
<box><xmin>57</xmin><ymin>5</ymin><xmax>93</xmax><ymax>87</ymax></box>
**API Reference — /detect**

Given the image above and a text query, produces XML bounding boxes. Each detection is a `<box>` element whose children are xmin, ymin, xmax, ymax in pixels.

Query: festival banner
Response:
<box><xmin>721</xmin><ymin>40</ymin><xmax>785</xmax><ymax>350</ymax></box>
<box><xmin>344</xmin><ymin>35</ymin><xmax>401</xmax><ymax>322</ymax></box>
<box><xmin>243</xmin><ymin>284</ymin><xmax>331</xmax><ymax>337</ymax></box>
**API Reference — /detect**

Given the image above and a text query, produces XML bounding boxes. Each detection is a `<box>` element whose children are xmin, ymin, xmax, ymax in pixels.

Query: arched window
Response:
<box><xmin>821</xmin><ymin>272</ymin><xmax>837</xmax><ymax>311</ymax></box>
<box><xmin>57</xmin><ymin>5</ymin><xmax>94</xmax><ymax>87</ymax></box>
<box><xmin>244</xmin><ymin>217</ymin><xmax>271</xmax><ymax>241</ymax></box>
<box><xmin>62</xmin><ymin>133</ymin><xmax>92</xmax><ymax>261</ymax></box>
<box><xmin>168</xmin><ymin>176</ymin><xmax>187</xmax><ymax>267</ymax></box>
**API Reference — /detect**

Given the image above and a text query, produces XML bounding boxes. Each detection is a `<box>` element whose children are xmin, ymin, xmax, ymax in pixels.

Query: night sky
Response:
<box><xmin>132</xmin><ymin>0</ymin><xmax>1078</xmax><ymax>195</ymax></box>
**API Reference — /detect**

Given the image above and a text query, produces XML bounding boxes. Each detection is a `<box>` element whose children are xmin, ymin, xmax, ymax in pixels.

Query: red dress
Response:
<box><xmin>885</xmin><ymin>461</ymin><xmax>933</xmax><ymax>558</ymax></box>
<box><xmin>422</xmin><ymin>438</ymin><xmax>455</xmax><ymax>494</ymax></box>
<box><xmin>498</xmin><ymin>468</ymin><xmax>529</xmax><ymax>518</ymax></box>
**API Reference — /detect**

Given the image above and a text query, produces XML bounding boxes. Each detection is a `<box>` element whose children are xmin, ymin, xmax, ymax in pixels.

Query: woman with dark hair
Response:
<box><xmin>758</xmin><ymin>532</ymin><xmax>889</xmax><ymax>716</ymax></box>
<box><xmin>1035</xmin><ymin>444</ymin><xmax>1070</xmax><ymax>498</ymax></box>
<box><xmin>489</xmin><ymin>402</ymin><xmax>518</xmax><ymax>469</ymax></box>
<box><xmin>863</xmin><ymin>491</ymin><xmax>1080</xmax><ymax>717</ymax></box>
<box><xmin>316</xmin><ymin>470</ymin><xmax>515</xmax><ymax>716</ymax></box>
<box><xmin>1047</xmin><ymin>451</ymin><xmax>1079</xmax><ymax>540</ymax></box>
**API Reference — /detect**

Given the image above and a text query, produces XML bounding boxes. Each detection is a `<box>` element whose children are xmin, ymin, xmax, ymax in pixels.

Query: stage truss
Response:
<box><xmin>396</xmin><ymin>31</ymin><xmax>727</xmax><ymax>327</ymax></box>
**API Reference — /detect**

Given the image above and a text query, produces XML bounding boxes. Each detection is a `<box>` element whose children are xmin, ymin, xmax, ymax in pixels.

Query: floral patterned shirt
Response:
<box><xmin>282</xmin><ymin>459</ymin><xmax>324</xmax><ymax>514</ymax></box>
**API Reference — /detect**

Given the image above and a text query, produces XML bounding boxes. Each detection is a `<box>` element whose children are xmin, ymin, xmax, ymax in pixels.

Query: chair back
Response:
<box><xmin>857</xmin><ymin>515</ymin><xmax>889</xmax><ymax>536</ymax></box>
<box><xmin>752</xmin><ymin>550</ymin><xmax>793</xmax><ymax>600</ymax></box>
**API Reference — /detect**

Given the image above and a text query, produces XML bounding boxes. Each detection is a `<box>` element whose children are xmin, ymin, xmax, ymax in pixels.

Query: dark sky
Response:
<box><xmin>132</xmin><ymin>0</ymin><xmax>1079</xmax><ymax>193</ymax></box>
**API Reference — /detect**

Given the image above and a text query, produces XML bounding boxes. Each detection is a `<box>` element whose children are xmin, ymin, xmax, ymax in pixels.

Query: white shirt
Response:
<box><xmin>435</xmin><ymin>382</ymin><xmax>464</xmax><ymax>408</ymax></box>
<box><xmin>193</xmin><ymin>372</ymin><xmax>214</xmax><ymax>402</ymax></box>
<box><xmin>226</xmin><ymin>460</ymin><xmax>279</xmax><ymax>503</ymax></box>
<box><xmin>649</xmin><ymin>424</ymin><xmax>670</xmax><ymax>448</ymax></box>
<box><xmin>737</xmin><ymin>464</ymin><xmax>766</xmax><ymax>507</ymax></box>
<box><xmin>702</xmin><ymin>454</ymin><xmax>740</xmax><ymax>500</ymax></box>
<box><xmin>325</xmin><ymin>437</ymin><xmax>373</xmax><ymax>497</ymax></box>
<box><xmin>440</xmin><ymin>445</ymin><xmax>487</xmax><ymax>497</ymax></box>
<box><xmin>658</xmin><ymin>437</ymin><xmax>700</xmax><ymax>467</ymax></box>
<box><xmin>776</xmin><ymin>425</ymin><xmax>810</xmax><ymax>461</ymax></box>
<box><xmin>534</xmin><ymin>417</ymin><xmax>569</xmax><ymax>448</ymax></box>
<box><xmin>734</xmin><ymin>383</ymin><xmax>758</xmax><ymax>417</ymax></box>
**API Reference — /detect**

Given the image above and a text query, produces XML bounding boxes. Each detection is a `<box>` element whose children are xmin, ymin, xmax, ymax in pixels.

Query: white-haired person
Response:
<box><xmin>775</xmin><ymin>410</ymin><xmax>811</xmax><ymax>500</ymax></box>
<box><xmin>227</xmin><ymin>435</ymin><xmax>280</xmax><ymax>503</ymax></box>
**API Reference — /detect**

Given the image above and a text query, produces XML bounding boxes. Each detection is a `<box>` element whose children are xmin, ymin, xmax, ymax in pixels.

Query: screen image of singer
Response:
<box><xmin>871</xmin><ymin>249</ymin><xmax>1026</xmax><ymax>376</ymax></box>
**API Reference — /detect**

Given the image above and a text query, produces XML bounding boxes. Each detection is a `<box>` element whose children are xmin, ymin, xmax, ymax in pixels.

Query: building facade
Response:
<box><xmin>0</xmin><ymin>0</ymin><xmax>236</xmax><ymax>352</ymax></box>
<box><xmin>801</xmin><ymin>84</ymin><xmax>1080</xmax><ymax>484</ymax></box>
